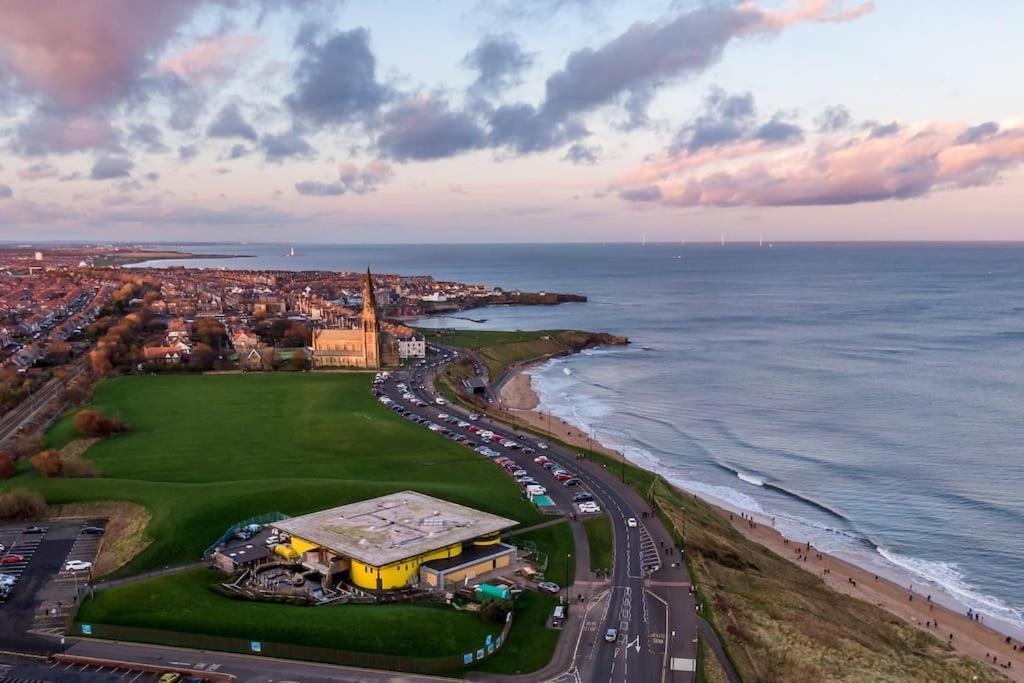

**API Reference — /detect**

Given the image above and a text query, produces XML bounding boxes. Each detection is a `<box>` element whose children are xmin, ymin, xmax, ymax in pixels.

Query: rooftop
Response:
<box><xmin>272</xmin><ymin>491</ymin><xmax>517</xmax><ymax>566</ymax></box>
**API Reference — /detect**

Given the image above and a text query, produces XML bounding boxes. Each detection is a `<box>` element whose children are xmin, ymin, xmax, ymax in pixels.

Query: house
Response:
<box><xmin>269</xmin><ymin>491</ymin><xmax>517</xmax><ymax>591</ymax></box>
<box><xmin>166</xmin><ymin>318</ymin><xmax>192</xmax><ymax>343</ymax></box>
<box><xmin>398</xmin><ymin>337</ymin><xmax>426</xmax><ymax>359</ymax></box>
<box><xmin>143</xmin><ymin>345</ymin><xmax>182</xmax><ymax>365</ymax></box>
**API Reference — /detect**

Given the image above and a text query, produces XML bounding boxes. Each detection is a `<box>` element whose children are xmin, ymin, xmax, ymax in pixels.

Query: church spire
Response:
<box><xmin>362</xmin><ymin>266</ymin><xmax>377</xmax><ymax>319</ymax></box>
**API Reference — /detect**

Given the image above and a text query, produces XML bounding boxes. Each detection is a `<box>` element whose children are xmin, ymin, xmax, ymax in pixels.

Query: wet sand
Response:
<box><xmin>497</xmin><ymin>366</ymin><xmax>1024</xmax><ymax>680</ymax></box>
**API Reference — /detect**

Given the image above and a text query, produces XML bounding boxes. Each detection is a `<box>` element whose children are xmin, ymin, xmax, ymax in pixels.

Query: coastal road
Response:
<box><xmin>388</xmin><ymin>348</ymin><xmax>733</xmax><ymax>682</ymax></box>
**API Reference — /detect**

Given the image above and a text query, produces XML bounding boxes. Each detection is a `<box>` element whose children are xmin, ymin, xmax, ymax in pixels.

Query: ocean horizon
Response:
<box><xmin>136</xmin><ymin>241</ymin><xmax>1024</xmax><ymax>638</ymax></box>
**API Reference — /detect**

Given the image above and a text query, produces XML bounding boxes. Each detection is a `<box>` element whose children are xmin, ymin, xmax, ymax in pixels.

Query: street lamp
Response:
<box><xmin>564</xmin><ymin>552</ymin><xmax>571</xmax><ymax>606</ymax></box>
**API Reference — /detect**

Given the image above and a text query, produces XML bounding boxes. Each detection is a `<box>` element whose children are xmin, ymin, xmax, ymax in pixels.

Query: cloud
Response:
<box><xmin>463</xmin><ymin>34</ymin><xmax>533</xmax><ymax>94</ymax></box>
<box><xmin>225</xmin><ymin>144</ymin><xmax>250</xmax><ymax>160</ymax></box>
<box><xmin>617</xmin><ymin>120</ymin><xmax>1024</xmax><ymax>208</ymax></box>
<box><xmin>158</xmin><ymin>33</ymin><xmax>261</xmax><ymax>84</ymax></box>
<box><xmin>90</xmin><ymin>156</ymin><xmax>134</xmax><ymax>180</ymax></box>
<box><xmin>618</xmin><ymin>185</ymin><xmax>661</xmax><ymax>202</ymax></box>
<box><xmin>17</xmin><ymin>162</ymin><xmax>60</xmax><ymax>181</ymax></box>
<box><xmin>954</xmin><ymin>121</ymin><xmax>998</xmax><ymax>145</ymax></box>
<box><xmin>260</xmin><ymin>127</ymin><xmax>315</xmax><ymax>162</ymax></box>
<box><xmin>614</xmin><ymin>88</ymin><xmax>804</xmax><ymax>187</ymax></box>
<box><xmin>816</xmin><ymin>105</ymin><xmax>852</xmax><ymax>132</ymax></box>
<box><xmin>0</xmin><ymin>2</ymin><xmax>203</xmax><ymax>111</ymax></box>
<box><xmin>286</xmin><ymin>28</ymin><xmax>389</xmax><ymax>126</ymax></box>
<box><xmin>295</xmin><ymin>160</ymin><xmax>393</xmax><ymax>196</ymax></box>
<box><xmin>377</xmin><ymin>95</ymin><xmax>486</xmax><ymax>161</ymax></box>
<box><xmin>487</xmin><ymin>1</ymin><xmax>871</xmax><ymax>153</ymax></box>
<box><xmin>0</xmin><ymin>184</ymin><xmax>12</xmax><ymax>199</ymax></box>
<box><xmin>868</xmin><ymin>121</ymin><xmax>901</xmax><ymax>138</ymax></box>
<box><xmin>207</xmin><ymin>103</ymin><xmax>258</xmax><ymax>141</ymax></box>
<box><xmin>11</xmin><ymin>111</ymin><xmax>122</xmax><ymax>155</ymax></box>
<box><xmin>178</xmin><ymin>144</ymin><xmax>199</xmax><ymax>161</ymax></box>
<box><xmin>130</xmin><ymin>123</ymin><xmax>170</xmax><ymax>153</ymax></box>
<box><xmin>563</xmin><ymin>142</ymin><xmax>600</xmax><ymax>165</ymax></box>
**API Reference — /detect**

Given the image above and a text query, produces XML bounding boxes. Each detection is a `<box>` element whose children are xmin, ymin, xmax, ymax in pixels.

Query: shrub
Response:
<box><xmin>481</xmin><ymin>599</ymin><xmax>513</xmax><ymax>624</ymax></box>
<box><xmin>31</xmin><ymin>450</ymin><xmax>63</xmax><ymax>478</ymax></box>
<box><xmin>0</xmin><ymin>452</ymin><xmax>14</xmax><ymax>480</ymax></box>
<box><xmin>0</xmin><ymin>489</ymin><xmax>47</xmax><ymax>520</ymax></box>
<box><xmin>60</xmin><ymin>454</ymin><xmax>100</xmax><ymax>478</ymax></box>
<box><xmin>8</xmin><ymin>434</ymin><xmax>43</xmax><ymax>459</ymax></box>
<box><xmin>74</xmin><ymin>409</ymin><xmax>129</xmax><ymax>438</ymax></box>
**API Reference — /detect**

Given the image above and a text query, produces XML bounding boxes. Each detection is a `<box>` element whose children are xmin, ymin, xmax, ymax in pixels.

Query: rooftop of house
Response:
<box><xmin>272</xmin><ymin>491</ymin><xmax>517</xmax><ymax>567</ymax></box>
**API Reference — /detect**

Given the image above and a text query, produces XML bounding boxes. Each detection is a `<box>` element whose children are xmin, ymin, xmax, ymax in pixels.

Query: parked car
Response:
<box><xmin>80</xmin><ymin>526</ymin><xmax>105</xmax><ymax>536</ymax></box>
<box><xmin>534</xmin><ymin>455</ymin><xmax>550</xmax><ymax>464</ymax></box>
<box><xmin>537</xmin><ymin>581</ymin><xmax>560</xmax><ymax>594</ymax></box>
<box><xmin>22</xmin><ymin>526</ymin><xmax>47</xmax><ymax>534</ymax></box>
<box><xmin>64</xmin><ymin>560</ymin><xmax>93</xmax><ymax>572</ymax></box>
<box><xmin>159</xmin><ymin>673</ymin><xmax>182</xmax><ymax>683</ymax></box>
<box><xmin>1</xmin><ymin>555</ymin><xmax>25</xmax><ymax>565</ymax></box>
<box><xmin>435</xmin><ymin>397</ymin><xmax>446</xmax><ymax>405</ymax></box>
<box><xmin>563</xmin><ymin>478</ymin><xmax>582</xmax><ymax>487</ymax></box>
<box><xmin>573</xmin><ymin>492</ymin><xmax>594</xmax><ymax>502</ymax></box>
<box><xmin>537</xmin><ymin>442</ymin><xmax>549</xmax><ymax>450</ymax></box>
<box><xmin>469</xmin><ymin>412</ymin><xmax>481</xmax><ymax>420</ymax></box>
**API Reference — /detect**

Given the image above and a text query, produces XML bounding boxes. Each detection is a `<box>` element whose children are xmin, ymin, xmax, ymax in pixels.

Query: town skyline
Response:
<box><xmin>0</xmin><ymin>0</ymin><xmax>1022</xmax><ymax>243</ymax></box>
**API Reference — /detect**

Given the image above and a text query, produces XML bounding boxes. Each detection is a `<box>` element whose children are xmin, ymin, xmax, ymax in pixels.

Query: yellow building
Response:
<box><xmin>271</xmin><ymin>491</ymin><xmax>517</xmax><ymax>592</ymax></box>
<box><xmin>312</xmin><ymin>268</ymin><xmax>397</xmax><ymax>369</ymax></box>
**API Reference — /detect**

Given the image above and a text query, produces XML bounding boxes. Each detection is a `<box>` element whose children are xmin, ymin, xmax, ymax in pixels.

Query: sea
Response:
<box><xmin>135</xmin><ymin>242</ymin><xmax>1024</xmax><ymax>637</ymax></box>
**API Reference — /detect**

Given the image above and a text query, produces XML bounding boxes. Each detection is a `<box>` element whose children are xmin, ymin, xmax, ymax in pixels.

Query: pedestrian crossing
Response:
<box><xmin>638</xmin><ymin>524</ymin><xmax>660</xmax><ymax>575</ymax></box>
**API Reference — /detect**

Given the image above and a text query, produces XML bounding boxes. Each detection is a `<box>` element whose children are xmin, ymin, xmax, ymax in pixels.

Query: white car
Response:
<box><xmin>435</xmin><ymin>397</ymin><xmax>446</xmax><ymax>405</ymax></box>
<box><xmin>578</xmin><ymin>502</ymin><xmax>601</xmax><ymax>513</ymax></box>
<box><xmin>626</xmin><ymin>517</ymin><xmax>638</xmax><ymax>528</ymax></box>
<box><xmin>64</xmin><ymin>560</ymin><xmax>92</xmax><ymax>572</ymax></box>
<box><xmin>469</xmin><ymin>413</ymin><xmax>480</xmax><ymax>421</ymax></box>
<box><xmin>537</xmin><ymin>442</ymin><xmax>549</xmax><ymax>450</ymax></box>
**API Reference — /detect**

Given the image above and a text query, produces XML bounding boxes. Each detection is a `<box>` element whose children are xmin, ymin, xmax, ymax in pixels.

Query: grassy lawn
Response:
<box><xmin>76</xmin><ymin>568</ymin><xmax>501</xmax><ymax>657</ymax></box>
<box><xmin>510</xmin><ymin>520</ymin><xmax>575</xmax><ymax>587</ymax></box>
<box><xmin>583</xmin><ymin>515</ymin><xmax>613</xmax><ymax>574</ymax></box>
<box><xmin>474</xmin><ymin>590</ymin><xmax>560</xmax><ymax>674</ymax></box>
<box><xmin>421</xmin><ymin>329</ymin><xmax>597</xmax><ymax>380</ymax></box>
<box><xmin>6</xmin><ymin>373</ymin><xmax>545</xmax><ymax>575</ymax></box>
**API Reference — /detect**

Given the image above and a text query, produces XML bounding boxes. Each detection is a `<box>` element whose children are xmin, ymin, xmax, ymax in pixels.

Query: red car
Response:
<box><xmin>1</xmin><ymin>554</ymin><xmax>25</xmax><ymax>564</ymax></box>
<box><xmin>554</xmin><ymin>472</ymin><xmax>573</xmax><ymax>482</ymax></box>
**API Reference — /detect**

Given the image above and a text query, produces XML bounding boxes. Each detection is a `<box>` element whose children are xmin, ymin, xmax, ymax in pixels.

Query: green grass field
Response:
<box><xmin>421</xmin><ymin>329</ymin><xmax>571</xmax><ymax>380</ymax></box>
<box><xmin>77</xmin><ymin>568</ymin><xmax>501</xmax><ymax>656</ymax></box>
<box><xmin>9</xmin><ymin>373</ymin><xmax>545</xmax><ymax>574</ymax></box>
<box><xmin>510</xmin><ymin>521</ymin><xmax>575</xmax><ymax>587</ymax></box>
<box><xmin>583</xmin><ymin>515</ymin><xmax>613</xmax><ymax>574</ymax></box>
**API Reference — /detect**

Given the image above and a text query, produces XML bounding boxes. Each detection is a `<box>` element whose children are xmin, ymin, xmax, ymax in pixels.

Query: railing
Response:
<box><xmin>203</xmin><ymin>512</ymin><xmax>289</xmax><ymax>558</ymax></box>
<box><xmin>73</xmin><ymin>608</ymin><xmax>515</xmax><ymax>675</ymax></box>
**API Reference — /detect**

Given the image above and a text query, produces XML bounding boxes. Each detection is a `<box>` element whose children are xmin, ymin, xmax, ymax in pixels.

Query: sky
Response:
<box><xmin>0</xmin><ymin>0</ymin><xmax>1022</xmax><ymax>243</ymax></box>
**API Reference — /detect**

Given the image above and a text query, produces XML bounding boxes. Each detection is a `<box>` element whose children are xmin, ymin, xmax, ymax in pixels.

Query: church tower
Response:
<box><xmin>361</xmin><ymin>267</ymin><xmax>381</xmax><ymax>368</ymax></box>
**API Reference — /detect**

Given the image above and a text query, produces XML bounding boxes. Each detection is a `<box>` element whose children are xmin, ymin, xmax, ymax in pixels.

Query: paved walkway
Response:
<box><xmin>92</xmin><ymin>561</ymin><xmax>205</xmax><ymax>593</ymax></box>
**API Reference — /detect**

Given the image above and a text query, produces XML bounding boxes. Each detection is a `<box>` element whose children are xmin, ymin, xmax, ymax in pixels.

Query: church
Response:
<box><xmin>311</xmin><ymin>268</ymin><xmax>398</xmax><ymax>369</ymax></box>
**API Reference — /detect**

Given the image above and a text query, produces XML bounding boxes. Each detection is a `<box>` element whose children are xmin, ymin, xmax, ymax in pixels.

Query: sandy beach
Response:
<box><xmin>498</xmin><ymin>366</ymin><xmax>1024</xmax><ymax>680</ymax></box>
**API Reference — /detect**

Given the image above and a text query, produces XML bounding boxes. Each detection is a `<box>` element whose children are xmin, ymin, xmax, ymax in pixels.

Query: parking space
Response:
<box><xmin>36</xmin><ymin>659</ymin><xmax>164</xmax><ymax>681</ymax></box>
<box><xmin>0</xmin><ymin>519</ymin><xmax>106</xmax><ymax>653</ymax></box>
<box><xmin>32</xmin><ymin>520</ymin><xmax>107</xmax><ymax>636</ymax></box>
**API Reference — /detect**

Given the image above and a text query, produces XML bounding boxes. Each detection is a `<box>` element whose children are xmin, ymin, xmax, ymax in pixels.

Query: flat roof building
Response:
<box><xmin>271</xmin><ymin>491</ymin><xmax>518</xmax><ymax>592</ymax></box>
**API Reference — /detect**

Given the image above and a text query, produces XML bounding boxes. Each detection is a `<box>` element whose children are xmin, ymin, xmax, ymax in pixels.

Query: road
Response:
<box><xmin>389</xmin><ymin>348</ymin><xmax>737</xmax><ymax>682</ymax></box>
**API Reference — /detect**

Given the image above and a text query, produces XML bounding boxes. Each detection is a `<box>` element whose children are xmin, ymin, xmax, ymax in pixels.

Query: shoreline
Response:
<box><xmin>498</xmin><ymin>362</ymin><xmax>1024</xmax><ymax>679</ymax></box>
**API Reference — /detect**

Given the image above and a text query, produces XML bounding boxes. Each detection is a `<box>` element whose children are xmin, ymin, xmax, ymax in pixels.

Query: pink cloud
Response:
<box><xmin>158</xmin><ymin>33</ymin><xmax>262</xmax><ymax>84</ymax></box>
<box><xmin>0</xmin><ymin>1</ymin><xmax>202</xmax><ymax>110</ymax></box>
<box><xmin>742</xmin><ymin>0</ymin><xmax>876</xmax><ymax>32</ymax></box>
<box><xmin>617</xmin><ymin>121</ymin><xmax>1024</xmax><ymax>207</ymax></box>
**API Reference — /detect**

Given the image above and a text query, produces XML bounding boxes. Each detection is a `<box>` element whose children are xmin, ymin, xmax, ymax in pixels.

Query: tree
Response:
<box><xmin>8</xmin><ymin>434</ymin><xmax>43</xmax><ymax>460</ymax></box>
<box><xmin>0</xmin><ymin>452</ymin><xmax>14</xmax><ymax>481</ymax></box>
<box><xmin>289</xmin><ymin>352</ymin><xmax>310</xmax><ymax>371</ymax></box>
<box><xmin>73</xmin><ymin>409</ymin><xmax>128</xmax><ymax>438</ymax></box>
<box><xmin>0</xmin><ymin>489</ymin><xmax>47</xmax><ymax>520</ymax></box>
<box><xmin>44</xmin><ymin>340</ymin><xmax>71</xmax><ymax>365</ymax></box>
<box><xmin>195</xmin><ymin>319</ymin><xmax>226</xmax><ymax>349</ymax></box>
<box><xmin>90</xmin><ymin>349</ymin><xmax>113</xmax><ymax>377</ymax></box>
<box><xmin>31</xmin><ymin>450</ymin><xmax>62</xmax><ymax>478</ymax></box>
<box><xmin>190</xmin><ymin>343</ymin><xmax>215</xmax><ymax>370</ymax></box>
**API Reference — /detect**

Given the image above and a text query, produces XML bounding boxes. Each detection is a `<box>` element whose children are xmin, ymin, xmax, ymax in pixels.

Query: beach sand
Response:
<box><xmin>497</xmin><ymin>366</ymin><xmax>1024</xmax><ymax>680</ymax></box>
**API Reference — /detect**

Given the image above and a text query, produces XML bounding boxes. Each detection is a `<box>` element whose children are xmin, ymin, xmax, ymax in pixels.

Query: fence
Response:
<box><xmin>203</xmin><ymin>511</ymin><xmax>289</xmax><ymax>558</ymax></box>
<box><xmin>74</xmin><ymin>608</ymin><xmax>515</xmax><ymax>675</ymax></box>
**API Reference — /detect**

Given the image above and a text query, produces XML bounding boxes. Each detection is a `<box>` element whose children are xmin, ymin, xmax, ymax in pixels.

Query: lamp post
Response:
<box><xmin>564</xmin><ymin>552</ymin><xmax>571</xmax><ymax>606</ymax></box>
<box><xmin>621</xmin><ymin>443</ymin><xmax>626</xmax><ymax>483</ymax></box>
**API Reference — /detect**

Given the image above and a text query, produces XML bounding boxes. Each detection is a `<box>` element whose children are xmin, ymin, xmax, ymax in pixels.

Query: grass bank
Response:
<box><xmin>77</xmin><ymin>568</ymin><xmax>500</xmax><ymax>657</ymax></box>
<box><xmin>6</xmin><ymin>373</ymin><xmax>545</xmax><ymax>575</ymax></box>
<box><xmin>510</xmin><ymin>520</ymin><xmax>576</xmax><ymax>587</ymax></box>
<box><xmin>583</xmin><ymin>515</ymin><xmax>613</xmax><ymax>574</ymax></box>
<box><xmin>421</xmin><ymin>329</ymin><xmax>626</xmax><ymax>382</ymax></box>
